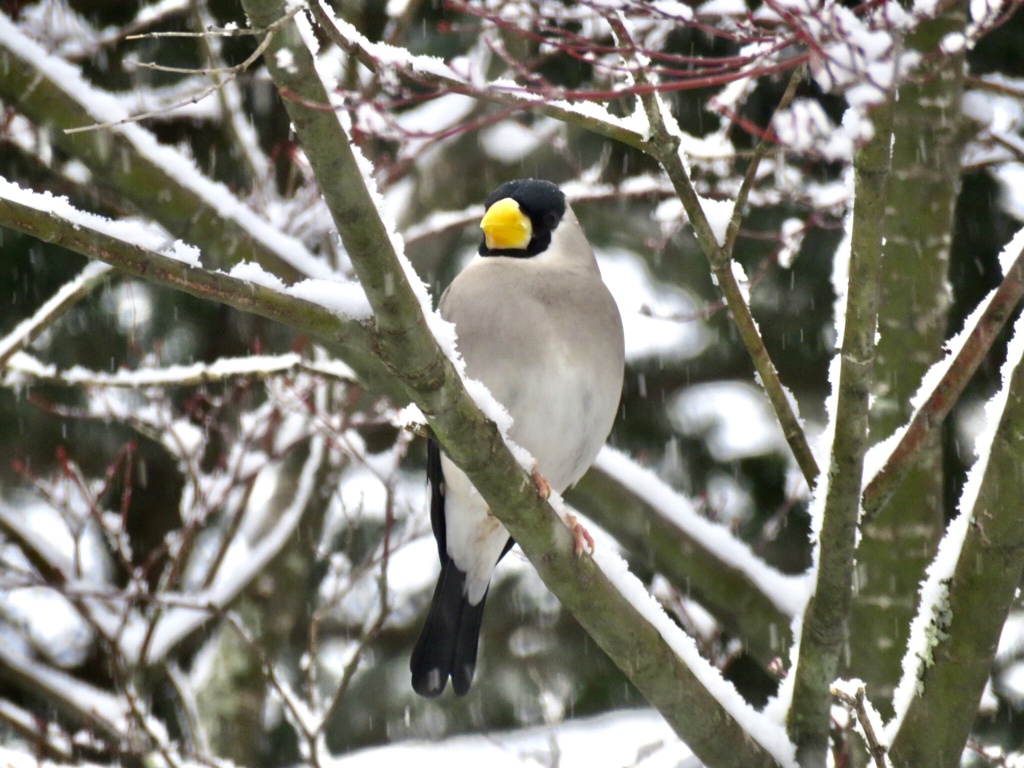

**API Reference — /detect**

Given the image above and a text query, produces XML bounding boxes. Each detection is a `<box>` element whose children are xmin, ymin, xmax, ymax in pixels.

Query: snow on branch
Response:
<box><xmin>0</xmin><ymin>642</ymin><xmax>134</xmax><ymax>744</ymax></box>
<box><xmin>0</xmin><ymin>182</ymin><xmax>373</xmax><ymax>334</ymax></box>
<box><xmin>0</xmin><ymin>12</ymin><xmax>333</xmax><ymax>282</ymax></box>
<box><xmin>310</xmin><ymin>0</ymin><xmax>650</xmax><ymax>150</ymax></box>
<box><xmin>240</xmin><ymin>0</ymin><xmax>793</xmax><ymax>763</ymax></box>
<box><xmin>584</xmin><ymin>448</ymin><xmax>803</xmax><ymax>669</ymax></box>
<box><xmin>3</xmin><ymin>351</ymin><xmax>356</xmax><ymax>391</ymax></box>
<box><xmin>885</xmin><ymin>298</ymin><xmax>1024</xmax><ymax>762</ymax></box>
<box><xmin>0</xmin><ymin>260</ymin><xmax>113</xmax><ymax>369</ymax></box>
<box><xmin>863</xmin><ymin>229</ymin><xmax>1024</xmax><ymax>520</ymax></box>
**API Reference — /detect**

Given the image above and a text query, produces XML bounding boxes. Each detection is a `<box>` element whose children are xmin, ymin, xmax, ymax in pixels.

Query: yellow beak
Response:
<box><xmin>480</xmin><ymin>198</ymin><xmax>532</xmax><ymax>250</ymax></box>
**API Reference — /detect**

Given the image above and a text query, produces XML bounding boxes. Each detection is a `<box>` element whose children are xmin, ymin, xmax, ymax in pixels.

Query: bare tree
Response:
<box><xmin>1</xmin><ymin>1</ymin><xmax>1024</xmax><ymax>767</ymax></box>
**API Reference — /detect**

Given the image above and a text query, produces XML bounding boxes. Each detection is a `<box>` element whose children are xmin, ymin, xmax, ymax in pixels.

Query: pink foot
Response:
<box><xmin>565</xmin><ymin>512</ymin><xmax>595</xmax><ymax>556</ymax></box>
<box><xmin>531</xmin><ymin>469</ymin><xmax>551</xmax><ymax>500</ymax></box>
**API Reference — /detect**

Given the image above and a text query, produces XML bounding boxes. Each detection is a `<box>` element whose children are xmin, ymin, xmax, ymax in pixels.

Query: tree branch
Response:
<box><xmin>0</xmin><ymin>14</ymin><xmax>317</xmax><ymax>283</ymax></box>
<box><xmin>0</xmin><ymin>261</ymin><xmax>113</xmax><ymax>368</ymax></box>
<box><xmin>310</xmin><ymin>1</ymin><xmax>651</xmax><ymax>152</ymax></box>
<box><xmin>862</xmin><ymin>240</ymin><xmax>1024</xmax><ymax>520</ymax></box>
<box><xmin>606</xmin><ymin>13</ymin><xmax>819</xmax><ymax>489</ymax></box>
<box><xmin>786</xmin><ymin>98</ymin><xmax>892</xmax><ymax>766</ymax></box>
<box><xmin>0</xmin><ymin>120</ymin><xmax>785</xmax><ymax>768</ymax></box>
<box><xmin>0</xmin><ymin>180</ymin><xmax>795</xmax><ymax>699</ymax></box>
<box><xmin>888</xmin><ymin>311</ymin><xmax>1024</xmax><ymax>767</ymax></box>
<box><xmin>153</xmin><ymin>3</ymin><xmax>792</xmax><ymax>764</ymax></box>
<box><xmin>570</xmin><ymin>449</ymin><xmax>799</xmax><ymax>669</ymax></box>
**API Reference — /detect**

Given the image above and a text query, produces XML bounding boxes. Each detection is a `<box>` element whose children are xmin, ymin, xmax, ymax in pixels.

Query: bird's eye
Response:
<box><xmin>543</xmin><ymin>212</ymin><xmax>560</xmax><ymax>229</ymax></box>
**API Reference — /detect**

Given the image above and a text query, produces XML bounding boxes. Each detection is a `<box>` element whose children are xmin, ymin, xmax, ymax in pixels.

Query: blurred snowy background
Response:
<box><xmin>1</xmin><ymin>0</ymin><xmax>1024</xmax><ymax>766</ymax></box>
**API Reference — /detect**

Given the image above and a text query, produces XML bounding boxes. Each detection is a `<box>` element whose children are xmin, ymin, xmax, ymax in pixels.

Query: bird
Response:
<box><xmin>410</xmin><ymin>178</ymin><xmax>625</xmax><ymax>698</ymax></box>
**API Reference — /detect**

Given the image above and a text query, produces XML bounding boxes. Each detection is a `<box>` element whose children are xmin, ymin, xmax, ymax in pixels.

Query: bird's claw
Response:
<box><xmin>564</xmin><ymin>512</ymin><xmax>594</xmax><ymax>556</ymax></box>
<box><xmin>531</xmin><ymin>469</ymin><xmax>551</xmax><ymax>500</ymax></box>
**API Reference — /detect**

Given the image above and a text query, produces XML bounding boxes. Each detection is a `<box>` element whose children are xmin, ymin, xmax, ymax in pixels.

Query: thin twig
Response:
<box><xmin>723</xmin><ymin>66</ymin><xmax>804</xmax><ymax>258</ymax></box>
<box><xmin>607</xmin><ymin>11</ymin><xmax>820</xmax><ymax>487</ymax></box>
<box><xmin>65</xmin><ymin>7</ymin><xmax>298</xmax><ymax>135</ymax></box>
<box><xmin>831</xmin><ymin>682</ymin><xmax>889</xmax><ymax>768</ymax></box>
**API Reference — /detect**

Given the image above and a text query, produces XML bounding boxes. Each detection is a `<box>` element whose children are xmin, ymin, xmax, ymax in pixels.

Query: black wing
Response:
<box><xmin>426</xmin><ymin>435</ymin><xmax>447</xmax><ymax>563</ymax></box>
<box><xmin>427</xmin><ymin>435</ymin><xmax>515</xmax><ymax>563</ymax></box>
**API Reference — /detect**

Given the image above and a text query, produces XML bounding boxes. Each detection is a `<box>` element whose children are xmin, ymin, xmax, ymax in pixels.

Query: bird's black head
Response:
<box><xmin>478</xmin><ymin>178</ymin><xmax>567</xmax><ymax>258</ymax></box>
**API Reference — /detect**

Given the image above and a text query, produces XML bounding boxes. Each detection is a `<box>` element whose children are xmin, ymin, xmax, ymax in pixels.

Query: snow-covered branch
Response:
<box><xmin>239</xmin><ymin>0</ymin><xmax>792</xmax><ymax>764</ymax></box>
<box><xmin>863</xmin><ymin>229</ymin><xmax>1024</xmax><ymax>520</ymax></box>
<box><xmin>311</xmin><ymin>1</ymin><xmax>651</xmax><ymax>152</ymax></box>
<box><xmin>575</xmin><ymin>448</ymin><xmax>803</xmax><ymax>668</ymax></box>
<box><xmin>786</xmin><ymin>100</ymin><xmax>891</xmax><ymax>764</ymax></box>
<box><xmin>888</xmin><ymin>305</ymin><xmax>1024</xmax><ymax>765</ymax></box>
<box><xmin>0</xmin><ymin>12</ymin><xmax>331</xmax><ymax>282</ymax></box>
<box><xmin>0</xmin><ymin>261</ymin><xmax>113</xmax><ymax>368</ymax></box>
<box><xmin>3</xmin><ymin>351</ymin><xmax>356</xmax><ymax>390</ymax></box>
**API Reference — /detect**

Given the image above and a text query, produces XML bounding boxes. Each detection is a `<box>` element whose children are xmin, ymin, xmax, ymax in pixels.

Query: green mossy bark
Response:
<box><xmin>889</xmin><ymin>327</ymin><xmax>1024</xmax><ymax>766</ymax></box>
<box><xmin>850</xmin><ymin>0</ymin><xmax>968</xmax><ymax>721</ymax></box>
<box><xmin>785</xmin><ymin>99</ymin><xmax>891</xmax><ymax>768</ymax></box>
<box><xmin>233</xmin><ymin>2</ymin><xmax>784</xmax><ymax>765</ymax></box>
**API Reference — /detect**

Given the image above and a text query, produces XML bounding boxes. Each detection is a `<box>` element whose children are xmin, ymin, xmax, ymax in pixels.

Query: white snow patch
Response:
<box><xmin>324</xmin><ymin>709</ymin><xmax>696</xmax><ymax>768</ymax></box>
<box><xmin>287</xmin><ymin>278</ymin><xmax>373</xmax><ymax>320</ymax></box>
<box><xmin>595</xmin><ymin>447</ymin><xmax>806</xmax><ymax>619</ymax></box>
<box><xmin>227</xmin><ymin>260</ymin><xmax>286</xmax><ymax>290</ymax></box>
<box><xmin>651</xmin><ymin>0</ymin><xmax>695</xmax><ymax>19</ymax></box>
<box><xmin>479</xmin><ymin>119</ymin><xmax>559</xmax><ymax>163</ymax></box>
<box><xmin>962</xmin><ymin>90</ymin><xmax>994</xmax><ymax>126</ymax></box>
<box><xmin>996</xmin><ymin>164</ymin><xmax>1024</xmax><ymax>224</ymax></box>
<box><xmin>699</xmin><ymin>196</ymin><xmax>734</xmax><ymax>246</ymax></box>
<box><xmin>939</xmin><ymin>32</ymin><xmax>967</xmax><ymax>54</ymax></box>
<box><xmin>697</xmin><ymin>0</ymin><xmax>747</xmax><ymax>13</ymax></box>
<box><xmin>0</xmin><ymin>177</ymin><xmax>201</xmax><ymax>266</ymax></box>
<box><xmin>998</xmin><ymin>662</ymin><xmax>1024</xmax><ymax>708</ymax></box>
<box><xmin>597</xmin><ymin>249</ymin><xmax>708</xmax><ymax>362</ymax></box>
<box><xmin>396</xmin><ymin>403</ymin><xmax>426</xmax><ymax>430</ymax></box>
<box><xmin>671</xmin><ymin>381</ymin><xmax>789</xmax><ymax>461</ymax></box>
<box><xmin>997</xmin><ymin>223</ymin><xmax>1024</xmax><ymax>277</ymax></box>
<box><xmin>778</xmin><ymin>218</ymin><xmax>805</xmax><ymax>269</ymax></box>
<box><xmin>887</xmin><ymin>305</ymin><xmax>1024</xmax><ymax>739</ymax></box>
<box><xmin>0</xmin><ymin>586</ymin><xmax>93</xmax><ymax>668</ymax></box>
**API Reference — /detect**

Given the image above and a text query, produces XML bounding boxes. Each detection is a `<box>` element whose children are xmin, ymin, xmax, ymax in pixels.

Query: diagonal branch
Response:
<box><xmin>0</xmin><ymin>14</ymin><xmax>321</xmax><ymax>283</ymax></box>
<box><xmin>311</xmin><ymin>2</ymin><xmax>819</xmax><ymax>489</ymax></box>
<box><xmin>0</xmin><ymin>185</ymin><xmax>795</xmax><ymax>695</ymax></box>
<box><xmin>607</xmin><ymin>13</ymin><xmax>819</xmax><ymax>488</ymax></box>
<box><xmin>0</xmin><ymin>261</ymin><xmax>113</xmax><ymax>368</ymax></box>
<box><xmin>572</xmin><ymin>449</ymin><xmax>801</xmax><ymax>669</ymax></box>
<box><xmin>0</xmin><ymin>139</ymin><xmax>786</xmax><ymax>767</ymax></box>
<box><xmin>862</xmin><ymin>239</ymin><xmax>1024</xmax><ymax>520</ymax></box>
<box><xmin>5</xmin><ymin>1</ymin><xmax>785</xmax><ymax>763</ymax></box>
<box><xmin>888</xmin><ymin>307</ymin><xmax>1024</xmax><ymax>767</ymax></box>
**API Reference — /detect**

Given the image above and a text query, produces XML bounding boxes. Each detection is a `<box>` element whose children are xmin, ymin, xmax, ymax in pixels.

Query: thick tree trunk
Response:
<box><xmin>848</xmin><ymin>0</ymin><xmax>968</xmax><ymax>722</ymax></box>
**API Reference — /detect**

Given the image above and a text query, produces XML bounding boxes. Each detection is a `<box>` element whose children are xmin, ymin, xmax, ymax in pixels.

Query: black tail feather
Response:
<box><xmin>410</xmin><ymin>557</ymin><xmax>488</xmax><ymax>698</ymax></box>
